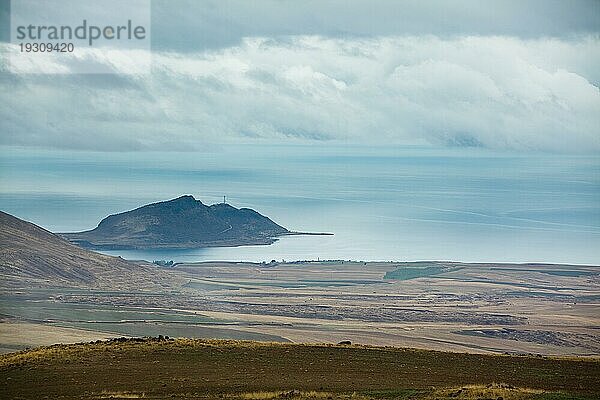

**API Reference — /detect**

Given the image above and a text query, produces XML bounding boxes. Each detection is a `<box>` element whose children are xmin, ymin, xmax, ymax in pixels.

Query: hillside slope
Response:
<box><xmin>62</xmin><ymin>195</ymin><xmax>289</xmax><ymax>249</ymax></box>
<box><xmin>0</xmin><ymin>211</ymin><xmax>173</xmax><ymax>289</ymax></box>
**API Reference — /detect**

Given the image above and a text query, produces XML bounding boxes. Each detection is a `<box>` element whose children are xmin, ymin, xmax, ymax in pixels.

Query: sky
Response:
<box><xmin>0</xmin><ymin>0</ymin><xmax>599</xmax><ymax>152</ymax></box>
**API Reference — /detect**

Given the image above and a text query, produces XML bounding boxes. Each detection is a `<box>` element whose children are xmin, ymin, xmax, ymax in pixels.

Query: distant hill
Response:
<box><xmin>0</xmin><ymin>211</ymin><xmax>173</xmax><ymax>289</ymax></box>
<box><xmin>61</xmin><ymin>195</ymin><xmax>290</xmax><ymax>250</ymax></box>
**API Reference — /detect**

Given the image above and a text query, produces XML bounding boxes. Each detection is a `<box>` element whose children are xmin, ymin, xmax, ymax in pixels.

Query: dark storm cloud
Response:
<box><xmin>150</xmin><ymin>0</ymin><xmax>600</xmax><ymax>51</ymax></box>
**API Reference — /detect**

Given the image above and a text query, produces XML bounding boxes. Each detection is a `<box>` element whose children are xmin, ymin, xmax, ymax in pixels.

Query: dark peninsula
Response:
<box><xmin>61</xmin><ymin>195</ymin><xmax>320</xmax><ymax>250</ymax></box>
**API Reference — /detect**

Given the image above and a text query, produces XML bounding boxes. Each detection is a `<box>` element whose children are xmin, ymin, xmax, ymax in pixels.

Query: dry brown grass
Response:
<box><xmin>208</xmin><ymin>385</ymin><xmax>562</xmax><ymax>400</ymax></box>
<box><xmin>426</xmin><ymin>384</ymin><xmax>543</xmax><ymax>399</ymax></box>
<box><xmin>230</xmin><ymin>391</ymin><xmax>341</xmax><ymax>399</ymax></box>
<box><xmin>94</xmin><ymin>391</ymin><xmax>147</xmax><ymax>399</ymax></box>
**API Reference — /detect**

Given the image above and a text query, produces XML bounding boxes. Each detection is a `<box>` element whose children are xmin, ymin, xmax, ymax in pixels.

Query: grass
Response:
<box><xmin>0</xmin><ymin>297</ymin><xmax>217</xmax><ymax>324</ymax></box>
<box><xmin>1</xmin><ymin>338</ymin><xmax>598</xmax><ymax>399</ymax></box>
<box><xmin>227</xmin><ymin>387</ymin><xmax>600</xmax><ymax>400</ymax></box>
<box><xmin>383</xmin><ymin>266</ymin><xmax>446</xmax><ymax>280</ymax></box>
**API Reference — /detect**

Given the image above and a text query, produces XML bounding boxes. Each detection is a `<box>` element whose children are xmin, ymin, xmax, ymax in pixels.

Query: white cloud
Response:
<box><xmin>1</xmin><ymin>35</ymin><xmax>599</xmax><ymax>152</ymax></box>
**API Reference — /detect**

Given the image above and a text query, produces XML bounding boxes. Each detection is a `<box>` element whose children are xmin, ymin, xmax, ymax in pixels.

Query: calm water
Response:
<box><xmin>1</xmin><ymin>144</ymin><xmax>599</xmax><ymax>264</ymax></box>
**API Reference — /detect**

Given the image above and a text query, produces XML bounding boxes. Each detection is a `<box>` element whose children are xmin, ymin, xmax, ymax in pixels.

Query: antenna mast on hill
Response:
<box><xmin>223</xmin><ymin>195</ymin><xmax>226</xmax><ymax>204</ymax></box>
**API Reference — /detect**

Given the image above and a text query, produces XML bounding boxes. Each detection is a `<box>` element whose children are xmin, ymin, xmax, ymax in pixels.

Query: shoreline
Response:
<box><xmin>59</xmin><ymin>230</ymin><xmax>334</xmax><ymax>251</ymax></box>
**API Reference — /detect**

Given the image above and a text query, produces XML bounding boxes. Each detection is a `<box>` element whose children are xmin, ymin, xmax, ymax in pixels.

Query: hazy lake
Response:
<box><xmin>1</xmin><ymin>144</ymin><xmax>598</xmax><ymax>264</ymax></box>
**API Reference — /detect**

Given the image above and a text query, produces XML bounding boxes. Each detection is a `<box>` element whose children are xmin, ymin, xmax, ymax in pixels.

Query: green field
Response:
<box><xmin>0</xmin><ymin>298</ymin><xmax>215</xmax><ymax>324</ymax></box>
<box><xmin>0</xmin><ymin>297</ymin><xmax>287</xmax><ymax>344</ymax></box>
<box><xmin>1</xmin><ymin>339</ymin><xmax>598</xmax><ymax>399</ymax></box>
<box><xmin>383</xmin><ymin>265</ymin><xmax>448</xmax><ymax>280</ymax></box>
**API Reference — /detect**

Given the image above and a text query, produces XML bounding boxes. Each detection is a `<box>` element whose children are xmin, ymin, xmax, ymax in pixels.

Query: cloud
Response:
<box><xmin>2</xmin><ymin>0</ymin><xmax>600</xmax><ymax>48</ymax></box>
<box><xmin>1</xmin><ymin>35</ymin><xmax>599</xmax><ymax>152</ymax></box>
<box><xmin>149</xmin><ymin>0</ymin><xmax>600</xmax><ymax>51</ymax></box>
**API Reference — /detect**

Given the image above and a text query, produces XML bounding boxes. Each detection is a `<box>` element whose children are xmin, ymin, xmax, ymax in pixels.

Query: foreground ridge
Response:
<box><xmin>2</xmin><ymin>338</ymin><xmax>598</xmax><ymax>399</ymax></box>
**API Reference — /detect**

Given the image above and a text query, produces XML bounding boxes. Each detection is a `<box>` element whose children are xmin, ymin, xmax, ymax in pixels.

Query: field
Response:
<box><xmin>1</xmin><ymin>261</ymin><xmax>599</xmax><ymax>357</ymax></box>
<box><xmin>1</xmin><ymin>338</ymin><xmax>599</xmax><ymax>399</ymax></box>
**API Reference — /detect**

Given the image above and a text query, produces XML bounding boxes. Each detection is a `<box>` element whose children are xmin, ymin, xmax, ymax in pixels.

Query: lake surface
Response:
<box><xmin>1</xmin><ymin>144</ymin><xmax>599</xmax><ymax>264</ymax></box>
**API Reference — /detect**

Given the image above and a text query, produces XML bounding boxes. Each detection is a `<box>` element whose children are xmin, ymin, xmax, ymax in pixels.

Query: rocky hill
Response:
<box><xmin>0</xmin><ymin>211</ymin><xmax>174</xmax><ymax>289</ymax></box>
<box><xmin>61</xmin><ymin>195</ymin><xmax>289</xmax><ymax>249</ymax></box>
